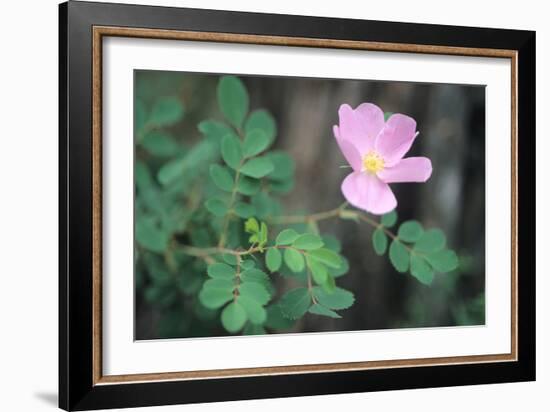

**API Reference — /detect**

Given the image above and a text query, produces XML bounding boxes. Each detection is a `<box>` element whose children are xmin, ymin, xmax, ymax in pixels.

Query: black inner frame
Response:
<box><xmin>59</xmin><ymin>1</ymin><xmax>535</xmax><ymax>410</ymax></box>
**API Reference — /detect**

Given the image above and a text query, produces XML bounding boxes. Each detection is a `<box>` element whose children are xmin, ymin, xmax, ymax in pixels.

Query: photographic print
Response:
<box><xmin>60</xmin><ymin>4</ymin><xmax>534</xmax><ymax>408</ymax></box>
<box><xmin>134</xmin><ymin>71</ymin><xmax>486</xmax><ymax>340</ymax></box>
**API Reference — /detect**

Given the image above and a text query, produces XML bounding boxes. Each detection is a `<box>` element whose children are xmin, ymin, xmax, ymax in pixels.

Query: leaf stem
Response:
<box><xmin>218</xmin><ymin>168</ymin><xmax>241</xmax><ymax>247</ymax></box>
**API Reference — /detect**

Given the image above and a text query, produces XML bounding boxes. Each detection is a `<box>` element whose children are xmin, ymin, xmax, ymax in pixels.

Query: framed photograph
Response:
<box><xmin>59</xmin><ymin>1</ymin><xmax>535</xmax><ymax>410</ymax></box>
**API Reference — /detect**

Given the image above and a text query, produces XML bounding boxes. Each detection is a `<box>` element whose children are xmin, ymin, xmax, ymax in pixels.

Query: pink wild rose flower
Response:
<box><xmin>333</xmin><ymin>103</ymin><xmax>432</xmax><ymax>215</ymax></box>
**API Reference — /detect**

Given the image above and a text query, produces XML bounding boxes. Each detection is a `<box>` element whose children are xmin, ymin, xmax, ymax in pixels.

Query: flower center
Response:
<box><xmin>362</xmin><ymin>152</ymin><xmax>385</xmax><ymax>174</ymax></box>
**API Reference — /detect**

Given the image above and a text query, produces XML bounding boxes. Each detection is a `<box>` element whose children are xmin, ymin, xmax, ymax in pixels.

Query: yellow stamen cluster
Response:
<box><xmin>362</xmin><ymin>152</ymin><xmax>385</xmax><ymax>174</ymax></box>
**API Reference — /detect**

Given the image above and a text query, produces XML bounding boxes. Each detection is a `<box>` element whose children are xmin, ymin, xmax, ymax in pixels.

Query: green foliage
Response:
<box><xmin>372</xmin><ymin>229</ymin><xmax>388</xmax><ymax>255</ymax></box>
<box><xmin>381</xmin><ymin>210</ymin><xmax>397</xmax><ymax>227</ymax></box>
<box><xmin>135</xmin><ymin>217</ymin><xmax>169</xmax><ymax>253</ymax></box>
<box><xmin>149</xmin><ymin>96</ymin><xmax>185</xmax><ymax>127</ymax></box>
<box><xmin>221</xmin><ymin>302</ymin><xmax>247</xmax><ymax>332</ymax></box>
<box><xmin>207</xmin><ymin>263</ymin><xmax>236</xmax><ymax>279</ymax></box>
<box><xmin>245</xmin><ymin>110</ymin><xmax>277</xmax><ymax>144</ymax></box>
<box><xmin>279</xmin><ymin>288</ymin><xmax>311</xmax><ymax>319</ymax></box>
<box><xmin>389</xmin><ymin>239</ymin><xmax>409</xmax><ymax>273</ymax></box>
<box><xmin>410</xmin><ymin>254</ymin><xmax>434</xmax><ymax>285</ymax></box>
<box><xmin>307</xmin><ymin>248</ymin><xmax>342</xmax><ymax>269</ymax></box>
<box><xmin>141</xmin><ymin>131</ymin><xmax>180</xmax><ymax>157</ymax></box>
<box><xmin>240</xmin><ymin>157</ymin><xmax>274</xmax><ymax>178</ymax></box>
<box><xmin>382</xmin><ymin>218</ymin><xmax>459</xmax><ymax>285</ymax></box>
<box><xmin>283</xmin><ymin>248</ymin><xmax>305</xmax><ymax>273</ymax></box>
<box><xmin>135</xmin><ymin>73</ymin><xmax>460</xmax><ymax>339</ymax></box>
<box><xmin>276</xmin><ymin>229</ymin><xmax>300</xmax><ymax>245</ymax></box>
<box><xmin>217</xmin><ymin>75</ymin><xmax>249</xmax><ymax>129</ymax></box>
<box><xmin>313</xmin><ymin>287</ymin><xmax>355</xmax><ymax>310</ymax></box>
<box><xmin>265</xmin><ymin>248</ymin><xmax>282</xmax><ymax>272</ymax></box>
<box><xmin>292</xmin><ymin>233</ymin><xmax>324</xmax><ymax>250</ymax></box>
<box><xmin>199</xmin><ymin>279</ymin><xmax>234</xmax><ymax>309</ymax></box>
<box><xmin>243</xmin><ymin>129</ymin><xmax>270</xmax><ymax>157</ymax></box>
<box><xmin>245</xmin><ymin>217</ymin><xmax>268</xmax><ymax>249</ymax></box>
<box><xmin>221</xmin><ymin>134</ymin><xmax>242</xmax><ymax>170</ymax></box>
<box><xmin>205</xmin><ymin>198</ymin><xmax>228</xmax><ymax>217</ymax></box>
<box><xmin>414</xmin><ymin>229</ymin><xmax>446</xmax><ymax>253</ymax></box>
<box><xmin>308</xmin><ymin>304</ymin><xmax>341</xmax><ymax>319</ymax></box>
<box><xmin>209</xmin><ymin>164</ymin><xmax>234</xmax><ymax>192</ymax></box>
<box><xmin>398</xmin><ymin>220</ymin><xmax>424</xmax><ymax>242</ymax></box>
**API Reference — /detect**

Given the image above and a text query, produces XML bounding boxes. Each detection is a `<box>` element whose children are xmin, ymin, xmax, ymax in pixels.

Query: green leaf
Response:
<box><xmin>307</xmin><ymin>248</ymin><xmax>342</xmax><ymax>269</ymax></box>
<box><xmin>279</xmin><ymin>288</ymin><xmax>311</xmax><ymax>319</ymax></box>
<box><xmin>209</xmin><ymin>164</ymin><xmax>234</xmax><ymax>192</ymax></box>
<box><xmin>140</xmin><ymin>131</ymin><xmax>180</xmax><ymax>157</ymax></box>
<box><xmin>259</xmin><ymin>222</ymin><xmax>268</xmax><ymax>245</ymax></box>
<box><xmin>207</xmin><ymin>263</ymin><xmax>236</xmax><ymax>280</ymax></box>
<box><xmin>205</xmin><ymin>198</ymin><xmax>228</xmax><ymax>217</ymax></box>
<box><xmin>292</xmin><ymin>233</ymin><xmax>324</xmax><ymax>250</ymax></box>
<box><xmin>244</xmin><ymin>217</ymin><xmax>259</xmax><ymax>234</ymax></box>
<box><xmin>135</xmin><ymin>217</ymin><xmax>168</xmax><ymax>253</ymax></box>
<box><xmin>284</xmin><ymin>248</ymin><xmax>305</xmax><ymax>273</ymax></box>
<box><xmin>199</xmin><ymin>281</ymin><xmax>234</xmax><ymax>309</ymax></box>
<box><xmin>221</xmin><ymin>302</ymin><xmax>247</xmax><ymax>333</ymax></box>
<box><xmin>241</xmin><ymin>260</ymin><xmax>255</xmax><ymax>270</ymax></box>
<box><xmin>222</xmin><ymin>253</ymin><xmax>238</xmax><ymax>266</ymax></box>
<box><xmin>372</xmin><ymin>229</ymin><xmax>388</xmax><ymax>255</ymax></box>
<box><xmin>322</xmin><ymin>274</ymin><xmax>337</xmax><ymax>293</ymax></box>
<box><xmin>414</xmin><ymin>229</ymin><xmax>446</xmax><ymax>253</ymax></box>
<box><xmin>240</xmin><ymin>268</ymin><xmax>269</xmax><ymax>285</ymax></box>
<box><xmin>243</xmin><ymin>129</ymin><xmax>270</xmax><ymax>157</ymax></box>
<box><xmin>384</xmin><ymin>111</ymin><xmax>394</xmax><ymax>121</ymax></box>
<box><xmin>156</xmin><ymin>157</ymin><xmax>186</xmax><ymax>186</ymax></box>
<box><xmin>265</xmin><ymin>248</ymin><xmax>282</xmax><ymax>272</ymax></box>
<box><xmin>275</xmin><ymin>229</ymin><xmax>299</xmax><ymax>245</ymax></box>
<box><xmin>306</xmin><ymin>256</ymin><xmax>328</xmax><ymax>285</ymax></box>
<box><xmin>149</xmin><ymin>96</ymin><xmax>184</xmax><ymax>127</ymax></box>
<box><xmin>425</xmin><ymin>249</ymin><xmax>459</xmax><ymax>273</ymax></box>
<box><xmin>322</xmin><ymin>235</ymin><xmax>342</xmax><ymax>252</ymax></box>
<box><xmin>308</xmin><ymin>304</ymin><xmax>341</xmax><ymax>319</ymax></box>
<box><xmin>245</xmin><ymin>109</ymin><xmax>276</xmax><ymax>144</ymax></box>
<box><xmin>381</xmin><ymin>210</ymin><xmax>398</xmax><ymax>227</ymax></box>
<box><xmin>265</xmin><ymin>304</ymin><xmax>295</xmax><ymax>330</ymax></box>
<box><xmin>389</xmin><ymin>240</ymin><xmax>409</xmax><ymax>273</ymax></box>
<box><xmin>266</xmin><ymin>151</ymin><xmax>295</xmax><ymax>180</ymax></box>
<box><xmin>198</xmin><ymin>120</ymin><xmax>233</xmax><ymax>142</ymax></box>
<box><xmin>239</xmin><ymin>282</ymin><xmax>271</xmax><ymax>305</ymax></box>
<box><xmin>221</xmin><ymin>134</ymin><xmax>243</xmax><ymax>170</ymax></box>
<box><xmin>398</xmin><ymin>220</ymin><xmax>424</xmax><ymax>242</ymax></box>
<box><xmin>217</xmin><ymin>75</ymin><xmax>249</xmax><ymax>129</ymax></box>
<box><xmin>236</xmin><ymin>176</ymin><xmax>261</xmax><ymax>196</ymax></box>
<box><xmin>240</xmin><ymin>157</ymin><xmax>274</xmax><ymax>178</ymax></box>
<box><xmin>234</xmin><ymin>202</ymin><xmax>256</xmax><ymax>218</ymax></box>
<box><xmin>157</xmin><ymin>139</ymin><xmax>218</xmax><ymax>186</ymax></box>
<box><xmin>410</xmin><ymin>254</ymin><xmax>435</xmax><ymax>285</ymax></box>
<box><xmin>313</xmin><ymin>287</ymin><xmax>355</xmax><ymax>310</ymax></box>
<box><xmin>237</xmin><ymin>296</ymin><xmax>267</xmax><ymax>325</ymax></box>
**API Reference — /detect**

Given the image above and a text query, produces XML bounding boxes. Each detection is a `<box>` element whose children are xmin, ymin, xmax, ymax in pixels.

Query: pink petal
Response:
<box><xmin>341</xmin><ymin>172</ymin><xmax>397</xmax><ymax>215</ymax></box>
<box><xmin>374</xmin><ymin>113</ymin><xmax>417</xmax><ymax>166</ymax></box>
<box><xmin>338</xmin><ymin>103</ymin><xmax>385</xmax><ymax>155</ymax></box>
<box><xmin>333</xmin><ymin>125</ymin><xmax>362</xmax><ymax>172</ymax></box>
<box><xmin>377</xmin><ymin>157</ymin><xmax>432</xmax><ymax>183</ymax></box>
